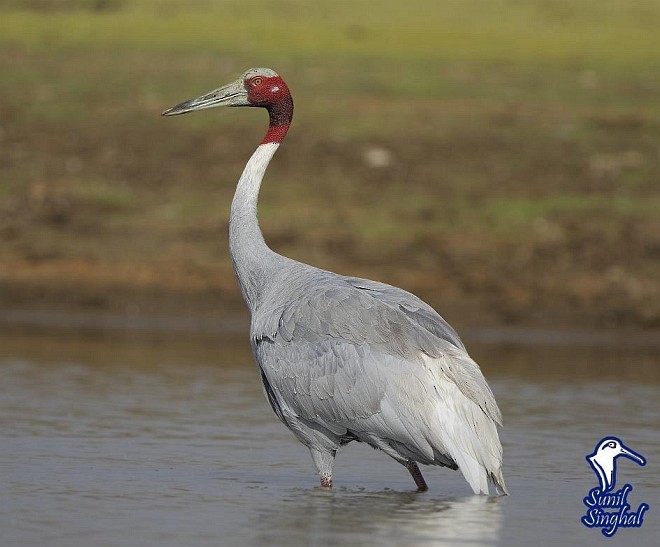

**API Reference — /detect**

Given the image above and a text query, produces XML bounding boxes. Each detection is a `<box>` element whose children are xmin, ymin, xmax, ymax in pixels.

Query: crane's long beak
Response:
<box><xmin>619</xmin><ymin>443</ymin><xmax>646</xmax><ymax>466</ymax></box>
<box><xmin>162</xmin><ymin>78</ymin><xmax>248</xmax><ymax>116</ymax></box>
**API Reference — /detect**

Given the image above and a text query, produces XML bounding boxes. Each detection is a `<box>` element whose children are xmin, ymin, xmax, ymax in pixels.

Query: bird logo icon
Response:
<box><xmin>586</xmin><ymin>437</ymin><xmax>646</xmax><ymax>492</ymax></box>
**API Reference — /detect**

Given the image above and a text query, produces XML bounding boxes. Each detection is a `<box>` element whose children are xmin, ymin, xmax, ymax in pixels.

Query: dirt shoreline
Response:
<box><xmin>3</xmin><ymin>271</ymin><xmax>659</xmax><ymax>349</ymax></box>
<box><xmin>2</xmin><ymin>15</ymin><xmax>659</xmax><ymax>336</ymax></box>
<box><xmin>2</xmin><ymin>305</ymin><xmax>659</xmax><ymax>350</ymax></box>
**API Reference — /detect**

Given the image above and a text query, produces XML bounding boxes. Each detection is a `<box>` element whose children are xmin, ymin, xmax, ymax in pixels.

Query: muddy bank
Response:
<box><xmin>2</xmin><ymin>47</ymin><xmax>659</xmax><ymax>333</ymax></box>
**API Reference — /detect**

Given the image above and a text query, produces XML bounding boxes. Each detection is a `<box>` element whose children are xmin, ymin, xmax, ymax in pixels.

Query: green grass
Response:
<box><xmin>1</xmin><ymin>0</ymin><xmax>659</xmax><ymax>327</ymax></box>
<box><xmin>481</xmin><ymin>194</ymin><xmax>660</xmax><ymax>232</ymax></box>
<box><xmin>2</xmin><ymin>1</ymin><xmax>660</xmax><ymax>66</ymax></box>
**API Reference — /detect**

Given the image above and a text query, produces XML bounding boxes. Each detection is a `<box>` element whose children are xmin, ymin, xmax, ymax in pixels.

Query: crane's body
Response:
<box><xmin>163</xmin><ymin>68</ymin><xmax>507</xmax><ymax>495</ymax></box>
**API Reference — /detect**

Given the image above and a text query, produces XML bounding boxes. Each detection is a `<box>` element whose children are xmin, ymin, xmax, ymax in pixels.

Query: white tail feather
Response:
<box><xmin>422</xmin><ymin>354</ymin><xmax>505</xmax><ymax>495</ymax></box>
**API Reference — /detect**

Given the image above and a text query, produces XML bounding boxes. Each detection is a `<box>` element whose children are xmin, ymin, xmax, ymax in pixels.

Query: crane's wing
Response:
<box><xmin>252</xmin><ymin>278</ymin><xmax>504</xmax><ymax>493</ymax></box>
<box><xmin>255</xmin><ymin>280</ymin><xmax>500</xmax><ymax>424</ymax></box>
<box><xmin>341</xmin><ymin>276</ymin><xmax>466</xmax><ymax>351</ymax></box>
<box><xmin>255</xmin><ymin>334</ymin><xmax>458</xmax><ymax>465</ymax></box>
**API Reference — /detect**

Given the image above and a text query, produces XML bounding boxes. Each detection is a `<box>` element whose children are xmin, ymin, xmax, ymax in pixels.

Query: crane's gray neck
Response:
<box><xmin>229</xmin><ymin>142</ymin><xmax>281</xmax><ymax>310</ymax></box>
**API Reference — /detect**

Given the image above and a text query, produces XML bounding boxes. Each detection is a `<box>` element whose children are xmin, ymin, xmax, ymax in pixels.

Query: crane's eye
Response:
<box><xmin>607</xmin><ymin>442</ymin><xmax>616</xmax><ymax>448</ymax></box>
<box><xmin>251</xmin><ymin>77</ymin><xmax>264</xmax><ymax>87</ymax></box>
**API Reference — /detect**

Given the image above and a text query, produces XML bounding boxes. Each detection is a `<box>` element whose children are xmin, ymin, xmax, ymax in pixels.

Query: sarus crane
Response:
<box><xmin>163</xmin><ymin>68</ymin><xmax>507</xmax><ymax>495</ymax></box>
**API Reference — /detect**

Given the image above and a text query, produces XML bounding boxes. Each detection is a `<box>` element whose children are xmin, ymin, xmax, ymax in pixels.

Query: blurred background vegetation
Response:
<box><xmin>1</xmin><ymin>0</ymin><xmax>659</xmax><ymax>330</ymax></box>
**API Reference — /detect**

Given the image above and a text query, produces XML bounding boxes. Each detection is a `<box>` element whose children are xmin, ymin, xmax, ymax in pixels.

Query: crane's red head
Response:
<box><xmin>162</xmin><ymin>67</ymin><xmax>293</xmax><ymax>145</ymax></box>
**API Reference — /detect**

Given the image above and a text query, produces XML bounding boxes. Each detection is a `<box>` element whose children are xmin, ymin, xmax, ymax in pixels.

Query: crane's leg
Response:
<box><xmin>310</xmin><ymin>448</ymin><xmax>336</xmax><ymax>488</ymax></box>
<box><xmin>404</xmin><ymin>460</ymin><xmax>428</xmax><ymax>492</ymax></box>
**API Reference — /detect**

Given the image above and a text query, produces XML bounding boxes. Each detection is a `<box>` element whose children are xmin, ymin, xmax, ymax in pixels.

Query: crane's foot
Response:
<box><xmin>405</xmin><ymin>461</ymin><xmax>428</xmax><ymax>492</ymax></box>
<box><xmin>320</xmin><ymin>473</ymin><xmax>333</xmax><ymax>488</ymax></box>
<box><xmin>311</xmin><ymin>448</ymin><xmax>336</xmax><ymax>489</ymax></box>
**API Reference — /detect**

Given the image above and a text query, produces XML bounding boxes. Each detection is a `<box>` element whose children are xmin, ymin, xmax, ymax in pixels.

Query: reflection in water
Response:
<box><xmin>255</xmin><ymin>489</ymin><xmax>503</xmax><ymax>546</ymax></box>
<box><xmin>1</xmin><ymin>328</ymin><xmax>658</xmax><ymax>547</ymax></box>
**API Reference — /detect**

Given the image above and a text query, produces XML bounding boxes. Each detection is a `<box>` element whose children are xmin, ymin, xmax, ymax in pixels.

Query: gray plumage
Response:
<box><xmin>163</xmin><ymin>68</ymin><xmax>507</xmax><ymax>495</ymax></box>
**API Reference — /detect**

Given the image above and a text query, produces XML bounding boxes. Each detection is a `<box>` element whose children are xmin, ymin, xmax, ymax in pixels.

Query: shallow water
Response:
<box><xmin>1</xmin><ymin>328</ymin><xmax>659</xmax><ymax>546</ymax></box>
